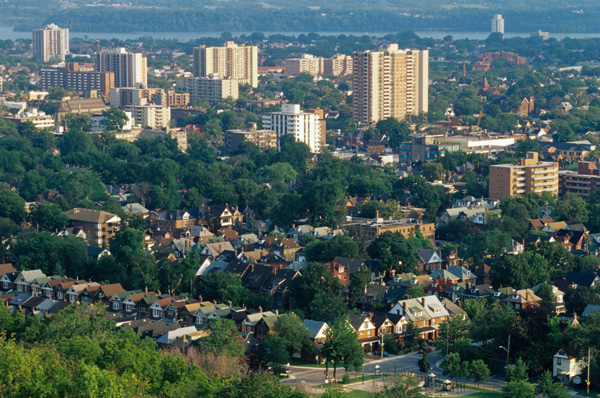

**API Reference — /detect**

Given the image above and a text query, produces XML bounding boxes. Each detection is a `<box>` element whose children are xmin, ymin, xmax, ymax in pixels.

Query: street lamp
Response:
<box><xmin>499</xmin><ymin>335</ymin><xmax>511</xmax><ymax>379</ymax></box>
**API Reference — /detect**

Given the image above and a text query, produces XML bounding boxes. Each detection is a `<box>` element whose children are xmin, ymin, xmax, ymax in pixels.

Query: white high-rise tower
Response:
<box><xmin>492</xmin><ymin>14</ymin><xmax>505</xmax><ymax>35</ymax></box>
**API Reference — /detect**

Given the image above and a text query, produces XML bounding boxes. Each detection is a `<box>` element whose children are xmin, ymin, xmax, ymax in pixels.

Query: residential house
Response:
<box><xmin>64</xmin><ymin>208</ymin><xmax>121</xmax><ymax>247</ymax></box>
<box><xmin>553</xmin><ymin>348</ymin><xmax>585</xmax><ymax>383</ymax></box>
<box><xmin>327</xmin><ymin>257</ymin><xmax>364</xmax><ymax>286</ymax></box>
<box><xmin>416</xmin><ymin>249</ymin><xmax>443</xmax><ymax>274</ymax></box>
<box><xmin>241</xmin><ymin>310</ymin><xmax>278</xmax><ymax>338</ymax></box>
<box><xmin>505</xmin><ymin>289</ymin><xmax>542</xmax><ymax>311</ymax></box>
<box><xmin>261</xmin><ymin>268</ymin><xmax>300</xmax><ymax>309</ymax></box>
<box><xmin>565</xmin><ymin>272</ymin><xmax>599</xmax><ymax>288</ymax></box>
<box><xmin>531</xmin><ymin>283</ymin><xmax>566</xmax><ymax>313</ymax></box>
<box><xmin>348</xmin><ymin>313</ymin><xmax>379</xmax><ymax>352</ymax></box>
<box><xmin>14</xmin><ymin>270</ymin><xmax>46</xmax><ymax>293</ymax></box>
<box><xmin>201</xmin><ymin>241</ymin><xmax>236</xmax><ymax>259</ymax></box>
<box><xmin>66</xmin><ymin>282</ymin><xmax>100</xmax><ymax>303</ymax></box>
<box><xmin>303</xmin><ymin>319</ymin><xmax>328</xmax><ymax>363</ymax></box>
<box><xmin>242</xmin><ymin>264</ymin><xmax>276</xmax><ymax>293</ymax></box>
<box><xmin>254</xmin><ymin>312</ymin><xmax>280</xmax><ymax>340</ymax></box>
<box><xmin>389</xmin><ymin>296</ymin><xmax>450</xmax><ymax>341</ymax></box>
<box><xmin>447</xmin><ymin>266</ymin><xmax>476</xmax><ymax>284</ymax></box>
<box><xmin>149</xmin><ymin>210</ymin><xmax>195</xmax><ymax>230</ymax></box>
<box><xmin>441</xmin><ymin>298</ymin><xmax>468</xmax><ymax>320</ymax></box>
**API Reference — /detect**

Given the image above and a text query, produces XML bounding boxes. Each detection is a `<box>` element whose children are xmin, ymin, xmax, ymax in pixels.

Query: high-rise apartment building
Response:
<box><xmin>262</xmin><ymin>104</ymin><xmax>323</xmax><ymax>153</ymax></box>
<box><xmin>185</xmin><ymin>75</ymin><xmax>239</xmax><ymax>103</ymax></box>
<box><xmin>125</xmin><ymin>104</ymin><xmax>171</xmax><ymax>130</ymax></box>
<box><xmin>352</xmin><ymin>45</ymin><xmax>429</xmax><ymax>125</ymax></box>
<box><xmin>193</xmin><ymin>42</ymin><xmax>258</xmax><ymax>88</ymax></box>
<box><xmin>96</xmin><ymin>48</ymin><xmax>147</xmax><ymax>88</ymax></box>
<box><xmin>324</xmin><ymin>54</ymin><xmax>353</xmax><ymax>76</ymax></box>
<box><xmin>40</xmin><ymin>63</ymin><xmax>115</xmax><ymax>96</ymax></box>
<box><xmin>284</xmin><ymin>54</ymin><xmax>354</xmax><ymax>77</ymax></box>
<box><xmin>32</xmin><ymin>24</ymin><xmax>69</xmax><ymax>62</ymax></box>
<box><xmin>492</xmin><ymin>14</ymin><xmax>505</xmax><ymax>35</ymax></box>
<box><xmin>110</xmin><ymin>87</ymin><xmax>189</xmax><ymax>108</ymax></box>
<box><xmin>489</xmin><ymin>152</ymin><xmax>558</xmax><ymax>199</ymax></box>
<box><xmin>559</xmin><ymin>161</ymin><xmax>600</xmax><ymax>197</ymax></box>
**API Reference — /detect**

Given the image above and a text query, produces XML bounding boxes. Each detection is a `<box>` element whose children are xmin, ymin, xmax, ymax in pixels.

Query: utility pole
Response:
<box><xmin>506</xmin><ymin>334</ymin><xmax>511</xmax><ymax>370</ymax></box>
<box><xmin>587</xmin><ymin>347</ymin><xmax>591</xmax><ymax>397</ymax></box>
<box><xmin>446</xmin><ymin>324</ymin><xmax>449</xmax><ymax>356</ymax></box>
<box><xmin>381</xmin><ymin>333</ymin><xmax>384</xmax><ymax>360</ymax></box>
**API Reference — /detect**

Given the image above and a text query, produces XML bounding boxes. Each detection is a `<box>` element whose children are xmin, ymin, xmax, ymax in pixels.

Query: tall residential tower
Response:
<box><xmin>32</xmin><ymin>24</ymin><xmax>69</xmax><ymax>62</ymax></box>
<box><xmin>96</xmin><ymin>48</ymin><xmax>147</xmax><ymax>88</ymax></box>
<box><xmin>193</xmin><ymin>42</ymin><xmax>258</xmax><ymax>88</ymax></box>
<box><xmin>492</xmin><ymin>14</ymin><xmax>505</xmax><ymax>35</ymax></box>
<box><xmin>352</xmin><ymin>45</ymin><xmax>428</xmax><ymax>125</ymax></box>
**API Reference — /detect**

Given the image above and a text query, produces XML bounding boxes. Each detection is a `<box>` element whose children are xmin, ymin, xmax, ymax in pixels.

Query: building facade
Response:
<box><xmin>185</xmin><ymin>75</ymin><xmax>239</xmax><ymax>103</ymax></box>
<box><xmin>342</xmin><ymin>217</ymin><xmax>435</xmax><ymax>242</ymax></box>
<box><xmin>125</xmin><ymin>105</ymin><xmax>171</xmax><ymax>129</ymax></box>
<box><xmin>64</xmin><ymin>208</ymin><xmax>121</xmax><ymax>247</ymax></box>
<box><xmin>284</xmin><ymin>54</ymin><xmax>323</xmax><ymax>77</ymax></box>
<box><xmin>96</xmin><ymin>48</ymin><xmax>147</xmax><ymax>88</ymax></box>
<box><xmin>32</xmin><ymin>24</ymin><xmax>69</xmax><ymax>62</ymax></box>
<box><xmin>40</xmin><ymin>63</ymin><xmax>115</xmax><ymax>96</ymax></box>
<box><xmin>559</xmin><ymin>161</ymin><xmax>600</xmax><ymax>196</ymax></box>
<box><xmin>225</xmin><ymin>125</ymin><xmax>278</xmax><ymax>152</ymax></box>
<box><xmin>492</xmin><ymin>14</ymin><xmax>505</xmax><ymax>35</ymax></box>
<box><xmin>489</xmin><ymin>152</ymin><xmax>559</xmax><ymax>199</ymax></box>
<box><xmin>193</xmin><ymin>42</ymin><xmax>258</xmax><ymax>87</ymax></box>
<box><xmin>352</xmin><ymin>45</ymin><xmax>429</xmax><ymax>125</ymax></box>
<box><xmin>262</xmin><ymin>104</ymin><xmax>323</xmax><ymax>153</ymax></box>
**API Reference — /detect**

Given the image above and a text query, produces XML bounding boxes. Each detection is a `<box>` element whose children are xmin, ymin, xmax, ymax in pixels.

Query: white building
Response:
<box><xmin>97</xmin><ymin>48</ymin><xmax>147</xmax><ymax>88</ymax></box>
<box><xmin>262</xmin><ymin>104</ymin><xmax>323</xmax><ymax>153</ymax></box>
<box><xmin>193</xmin><ymin>42</ymin><xmax>258</xmax><ymax>88</ymax></box>
<box><xmin>90</xmin><ymin>111</ymin><xmax>135</xmax><ymax>132</ymax></box>
<box><xmin>492</xmin><ymin>14</ymin><xmax>505</xmax><ymax>35</ymax></box>
<box><xmin>32</xmin><ymin>24</ymin><xmax>69</xmax><ymax>62</ymax></box>
<box><xmin>553</xmin><ymin>349</ymin><xmax>584</xmax><ymax>383</ymax></box>
<box><xmin>5</xmin><ymin>108</ymin><xmax>55</xmax><ymax>130</ymax></box>
<box><xmin>185</xmin><ymin>74</ymin><xmax>239</xmax><ymax>103</ymax></box>
<box><xmin>125</xmin><ymin>105</ymin><xmax>171</xmax><ymax>129</ymax></box>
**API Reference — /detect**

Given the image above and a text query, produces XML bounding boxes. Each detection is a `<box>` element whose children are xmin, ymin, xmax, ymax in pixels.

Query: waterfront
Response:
<box><xmin>3</xmin><ymin>26</ymin><xmax>600</xmax><ymax>42</ymax></box>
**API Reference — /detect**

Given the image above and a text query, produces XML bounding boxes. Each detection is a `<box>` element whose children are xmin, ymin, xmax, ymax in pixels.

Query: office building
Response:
<box><xmin>262</xmin><ymin>104</ymin><xmax>323</xmax><ymax>153</ymax></box>
<box><xmin>125</xmin><ymin>104</ymin><xmax>171</xmax><ymax>129</ymax></box>
<box><xmin>96</xmin><ymin>48</ymin><xmax>147</xmax><ymax>88</ymax></box>
<box><xmin>398</xmin><ymin>134</ymin><xmax>460</xmax><ymax>163</ymax></box>
<box><xmin>185</xmin><ymin>75</ymin><xmax>239</xmax><ymax>103</ymax></box>
<box><xmin>489</xmin><ymin>152</ymin><xmax>559</xmax><ymax>199</ymax></box>
<box><xmin>193</xmin><ymin>42</ymin><xmax>258</xmax><ymax>87</ymax></box>
<box><xmin>492</xmin><ymin>14</ymin><xmax>505</xmax><ymax>35</ymax></box>
<box><xmin>32</xmin><ymin>24</ymin><xmax>69</xmax><ymax>62</ymax></box>
<box><xmin>225</xmin><ymin>124</ymin><xmax>278</xmax><ymax>152</ymax></box>
<box><xmin>352</xmin><ymin>45</ymin><xmax>429</xmax><ymax>125</ymax></box>
<box><xmin>40</xmin><ymin>63</ymin><xmax>115</xmax><ymax>96</ymax></box>
<box><xmin>559</xmin><ymin>162</ymin><xmax>600</xmax><ymax>197</ymax></box>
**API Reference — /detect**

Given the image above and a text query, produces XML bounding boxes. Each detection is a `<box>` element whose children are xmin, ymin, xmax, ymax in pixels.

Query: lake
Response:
<box><xmin>2</xmin><ymin>26</ymin><xmax>600</xmax><ymax>42</ymax></box>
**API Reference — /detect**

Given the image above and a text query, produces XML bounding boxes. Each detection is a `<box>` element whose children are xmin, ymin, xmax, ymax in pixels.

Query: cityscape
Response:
<box><xmin>3</xmin><ymin>5</ymin><xmax>600</xmax><ymax>398</ymax></box>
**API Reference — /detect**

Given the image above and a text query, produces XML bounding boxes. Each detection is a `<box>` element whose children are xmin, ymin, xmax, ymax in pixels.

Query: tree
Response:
<box><xmin>0</xmin><ymin>188</ymin><xmax>25</xmax><ymax>224</ymax></box>
<box><xmin>180</xmin><ymin>187</ymin><xmax>203</xmax><ymax>209</ymax></box>
<box><xmin>469</xmin><ymin>360</ymin><xmax>490</xmax><ymax>384</ymax></box>
<box><xmin>489</xmin><ymin>252</ymin><xmax>549</xmax><ymax>290</ymax></box>
<box><xmin>375</xmin><ymin>380</ymin><xmax>427</xmax><ymax>398</ymax></box>
<box><xmin>537</xmin><ymin>284</ymin><xmax>556</xmax><ymax>311</ymax></box>
<box><xmin>421</xmin><ymin>162</ymin><xmax>444</xmax><ymax>182</ymax></box>
<box><xmin>366</xmin><ymin>232</ymin><xmax>421</xmax><ymax>275</ymax></box>
<box><xmin>289</xmin><ymin>262</ymin><xmax>342</xmax><ymax>313</ymax></box>
<box><xmin>556</xmin><ymin>193</ymin><xmax>589</xmax><ymax>224</ymax></box>
<box><xmin>403</xmin><ymin>322</ymin><xmax>420</xmax><ymax>350</ymax></box>
<box><xmin>502</xmin><ymin>380</ymin><xmax>535</xmax><ymax>398</ymax></box>
<box><xmin>506</xmin><ymin>358</ymin><xmax>529</xmax><ymax>382</ymax></box>
<box><xmin>348</xmin><ymin>265</ymin><xmax>371</xmax><ymax>306</ymax></box>
<box><xmin>461</xmin><ymin>229</ymin><xmax>511</xmax><ymax>264</ymax></box>
<box><xmin>308</xmin><ymin>292</ymin><xmax>347</xmax><ymax>321</ymax></box>
<box><xmin>304</xmin><ymin>235</ymin><xmax>360</xmax><ymax>263</ymax></box>
<box><xmin>28</xmin><ymin>203</ymin><xmax>69</xmax><ymax>232</ymax></box>
<box><xmin>101</xmin><ymin>109</ymin><xmax>129</xmax><ymax>131</ymax></box>
<box><xmin>404</xmin><ymin>285</ymin><xmax>426</xmax><ymax>299</ymax></box>
<box><xmin>302</xmin><ymin>179</ymin><xmax>346</xmax><ymax>227</ymax></box>
<box><xmin>273</xmin><ymin>313</ymin><xmax>314</xmax><ymax>359</ymax></box>
<box><xmin>322</xmin><ymin>317</ymin><xmax>364</xmax><ymax>380</ymax></box>
<box><xmin>263</xmin><ymin>333</ymin><xmax>290</xmax><ymax>374</ymax></box>
<box><xmin>376</xmin><ymin>118</ymin><xmax>411</xmax><ymax>147</ymax></box>
<box><xmin>418</xmin><ymin>350</ymin><xmax>431</xmax><ymax>373</ymax></box>
<box><xmin>441</xmin><ymin>352</ymin><xmax>464</xmax><ymax>379</ymax></box>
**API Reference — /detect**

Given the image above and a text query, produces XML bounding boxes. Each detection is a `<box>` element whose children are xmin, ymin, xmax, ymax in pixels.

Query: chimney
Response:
<box><xmin>420</xmin><ymin>297</ymin><xmax>426</xmax><ymax>307</ymax></box>
<box><xmin>259</xmin><ymin>306</ymin><xmax>263</xmax><ymax>313</ymax></box>
<box><xmin>228</xmin><ymin>300</ymin><xmax>232</xmax><ymax>307</ymax></box>
<box><xmin>145</xmin><ymin>286</ymin><xmax>148</xmax><ymax>293</ymax></box>
<box><xmin>402</xmin><ymin>302</ymin><xmax>406</xmax><ymax>313</ymax></box>
<box><xmin>275</xmin><ymin>309</ymin><xmax>279</xmax><ymax>315</ymax></box>
<box><xmin>199</xmin><ymin>295</ymin><xmax>203</xmax><ymax>302</ymax></box>
<box><xmin>573</xmin><ymin>313</ymin><xmax>578</xmax><ymax>321</ymax></box>
<box><xmin>213</xmin><ymin>300</ymin><xmax>217</xmax><ymax>305</ymax></box>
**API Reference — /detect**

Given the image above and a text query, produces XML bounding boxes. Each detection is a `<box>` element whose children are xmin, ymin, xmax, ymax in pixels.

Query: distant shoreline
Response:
<box><xmin>4</xmin><ymin>26</ymin><xmax>600</xmax><ymax>42</ymax></box>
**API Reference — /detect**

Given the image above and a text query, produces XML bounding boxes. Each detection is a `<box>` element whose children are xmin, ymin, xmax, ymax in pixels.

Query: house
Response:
<box><xmin>242</xmin><ymin>264</ymin><xmax>276</xmax><ymax>292</ymax></box>
<box><xmin>81</xmin><ymin>283</ymin><xmax>125</xmax><ymax>304</ymax></box>
<box><xmin>122</xmin><ymin>203</ymin><xmax>150</xmax><ymax>218</ymax></box>
<box><xmin>441</xmin><ymin>298</ymin><xmax>468</xmax><ymax>320</ymax></box>
<box><xmin>531</xmin><ymin>283</ymin><xmax>566</xmax><ymax>313</ymax></box>
<box><xmin>13</xmin><ymin>270</ymin><xmax>46</xmax><ymax>293</ymax></box>
<box><xmin>554</xmin><ymin>229</ymin><xmax>588</xmax><ymax>252</ymax></box>
<box><xmin>505</xmin><ymin>289</ymin><xmax>542</xmax><ymax>311</ymax></box>
<box><xmin>327</xmin><ymin>257</ymin><xmax>363</xmax><ymax>286</ymax></box>
<box><xmin>254</xmin><ymin>312</ymin><xmax>280</xmax><ymax>340</ymax></box>
<box><xmin>447</xmin><ymin>266</ymin><xmax>476</xmax><ymax>284</ymax></box>
<box><xmin>202</xmin><ymin>204</ymin><xmax>243</xmax><ymax>232</ymax></box>
<box><xmin>0</xmin><ymin>271</ymin><xmax>19</xmax><ymax>291</ymax></box>
<box><xmin>149</xmin><ymin>210</ymin><xmax>195</xmax><ymax>230</ymax></box>
<box><xmin>565</xmin><ymin>272</ymin><xmax>599</xmax><ymax>288</ymax></box>
<box><xmin>261</xmin><ymin>268</ymin><xmax>300</xmax><ymax>309</ymax></box>
<box><xmin>553</xmin><ymin>348</ymin><xmax>585</xmax><ymax>383</ymax></box>
<box><xmin>0</xmin><ymin>263</ymin><xmax>16</xmax><ymax>276</ymax></box>
<box><xmin>416</xmin><ymin>249</ymin><xmax>443</xmax><ymax>274</ymax></box>
<box><xmin>64</xmin><ymin>208</ymin><xmax>121</xmax><ymax>247</ymax></box>
<box><xmin>348</xmin><ymin>313</ymin><xmax>379</xmax><ymax>352</ymax></box>
<box><xmin>303</xmin><ymin>319</ymin><xmax>328</xmax><ymax>363</ymax></box>
<box><xmin>65</xmin><ymin>282</ymin><xmax>100</xmax><ymax>303</ymax></box>
<box><xmin>582</xmin><ymin>304</ymin><xmax>600</xmax><ymax>317</ymax></box>
<box><xmin>470</xmin><ymin>263</ymin><xmax>492</xmax><ymax>285</ymax></box>
<box><xmin>389</xmin><ymin>295</ymin><xmax>450</xmax><ymax>341</ymax></box>
<box><xmin>156</xmin><ymin>326</ymin><xmax>200</xmax><ymax>346</ymax></box>
<box><xmin>428</xmin><ymin>269</ymin><xmax>459</xmax><ymax>283</ymax></box>
<box><xmin>201</xmin><ymin>241</ymin><xmax>235</xmax><ymax>259</ymax></box>
<box><xmin>241</xmin><ymin>310</ymin><xmax>277</xmax><ymax>338</ymax></box>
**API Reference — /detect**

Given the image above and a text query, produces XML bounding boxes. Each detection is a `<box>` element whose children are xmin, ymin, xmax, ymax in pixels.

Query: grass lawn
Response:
<box><xmin>460</xmin><ymin>392</ymin><xmax>502</xmax><ymax>398</ymax></box>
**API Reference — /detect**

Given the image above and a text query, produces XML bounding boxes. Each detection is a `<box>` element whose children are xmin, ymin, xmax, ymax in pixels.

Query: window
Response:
<box><xmin>557</xmin><ymin>357</ymin><xmax>562</xmax><ymax>366</ymax></box>
<box><xmin>153</xmin><ymin>309</ymin><xmax>161</xmax><ymax>318</ymax></box>
<box><xmin>140</xmin><ymin>307</ymin><xmax>145</xmax><ymax>314</ymax></box>
<box><xmin>125</xmin><ymin>304</ymin><xmax>133</xmax><ymax>312</ymax></box>
<box><xmin>112</xmin><ymin>301</ymin><xmax>120</xmax><ymax>310</ymax></box>
<box><xmin>57</xmin><ymin>292</ymin><xmax>63</xmax><ymax>299</ymax></box>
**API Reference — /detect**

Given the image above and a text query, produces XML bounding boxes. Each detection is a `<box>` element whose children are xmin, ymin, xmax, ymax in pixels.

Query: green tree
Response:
<box><xmin>348</xmin><ymin>265</ymin><xmax>371</xmax><ymax>306</ymax></box>
<box><xmin>200</xmin><ymin>318</ymin><xmax>245</xmax><ymax>357</ymax></box>
<box><xmin>490</xmin><ymin>252</ymin><xmax>549</xmax><ymax>290</ymax></box>
<box><xmin>322</xmin><ymin>317</ymin><xmax>364</xmax><ymax>380</ymax></box>
<box><xmin>304</xmin><ymin>235</ymin><xmax>360</xmax><ymax>263</ymax></box>
<box><xmin>263</xmin><ymin>333</ymin><xmax>290</xmax><ymax>374</ymax></box>
<box><xmin>273</xmin><ymin>313</ymin><xmax>314</xmax><ymax>359</ymax></box>
<box><xmin>502</xmin><ymin>380</ymin><xmax>535</xmax><ymax>398</ymax></box>
<box><xmin>28</xmin><ymin>203</ymin><xmax>69</xmax><ymax>232</ymax></box>
<box><xmin>469</xmin><ymin>360</ymin><xmax>490</xmax><ymax>384</ymax></box>
<box><xmin>289</xmin><ymin>262</ymin><xmax>343</xmax><ymax>313</ymax></box>
<box><xmin>461</xmin><ymin>229</ymin><xmax>511</xmax><ymax>264</ymax></box>
<box><xmin>421</xmin><ymin>162</ymin><xmax>444</xmax><ymax>182</ymax></box>
<box><xmin>0</xmin><ymin>188</ymin><xmax>25</xmax><ymax>224</ymax></box>
<box><xmin>418</xmin><ymin>350</ymin><xmax>431</xmax><ymax>373</ymax></box>
<box><xmin>366</xmin><ymin>232</ymin><xmax>420</xmax><ymax>275</ymax></box>
<box><xmin>556</xmin><ymin>193</ymin><xmax>589</xmax><ymax>224</ymax></box>
<box><xmin>376</xmin><ymin>118</ymin><xmax>411</xmax><ymax>147</ymax></box>
<box><xmin>404</xmin><ymin>285</ymin><xmax>426</xmax><ymax>299</ymax></box>
<box><xmin>506</xmin><ymin>358</ymin><xmax>529</xmax><ymax>382</ymax></box>
<box><xmin>101</xmin><ymin>109</ymin><xmax>129</xmax><ymax>131</ymax></box>
<box><xmin>441</xmin><ymin>352</ymin><xmax>464</xmax><ymax>379</ymax></box>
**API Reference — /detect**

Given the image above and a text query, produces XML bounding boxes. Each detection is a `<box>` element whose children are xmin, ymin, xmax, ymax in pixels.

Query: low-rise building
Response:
<box><xmin>489</xmin><ymin>152</ymin><xmax>559</xmax><ymax>199</ymax></box>
<box><xmin>185</xmin><ymin>74</ymin><xmax>239</xmax><ymax>103</ymax></box>
<box><xmin>342</xmin><ymin>216</ymin><xmax>435</xmax><ymax>242</ymax></box>
<box><xmin>64</xmin><ymin>208</ymin><xmax>121</xmax><ymax>247</ymax></box>
<box><xmin>125</xmin><ymin>104</ymin><xmax>171</xmax><ymax>129</ymax></box>
<box><xmin>225</xmin><ymin>124</ymin><xmax>278</xmax><ymax>152</ymax></box>
<box><xmin>559</xmin><ymin>161</ymin><xmax>600</xmax><ymax>197</ymax></box>
<box><xmin>4</xmin><ymin>109</ymin><xmax>55</xmax><ymax>130</ymax></box>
